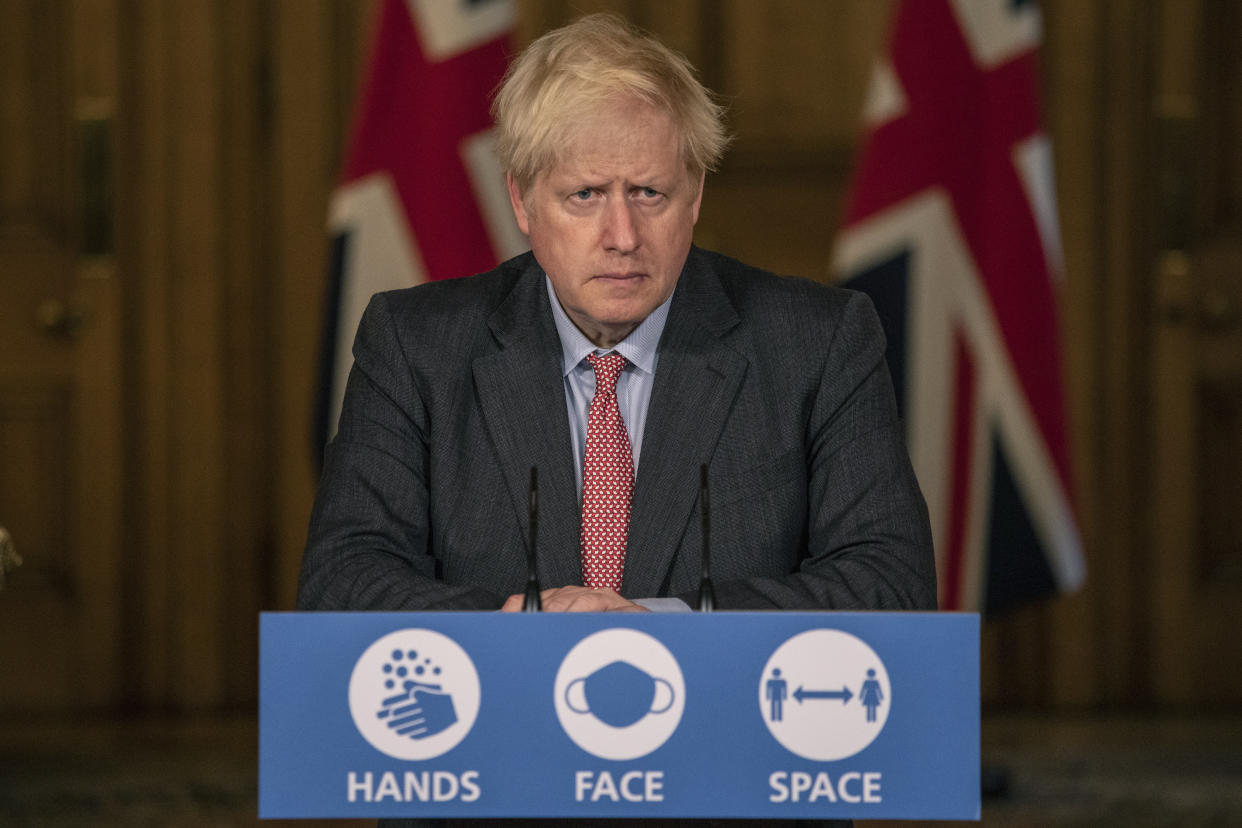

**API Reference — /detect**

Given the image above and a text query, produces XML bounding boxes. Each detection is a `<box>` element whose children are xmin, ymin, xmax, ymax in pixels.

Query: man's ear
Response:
<box><xmin>506</xmin><ymin>173</ymin><xmax>531</xmax><ymax>236</ymax></box>
<box><xmin>690</xmin><ymin>169</ymin><xmax>705</xmax><ymax>225</ymax></box>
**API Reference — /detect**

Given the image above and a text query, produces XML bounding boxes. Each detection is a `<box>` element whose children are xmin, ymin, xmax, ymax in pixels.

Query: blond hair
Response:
<box><xmin>492</xmin><ymin>13</ymin><xmax>729</xmax><ymax>190</ymax></box>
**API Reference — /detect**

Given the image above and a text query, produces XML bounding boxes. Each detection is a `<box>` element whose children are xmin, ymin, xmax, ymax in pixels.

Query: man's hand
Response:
<box><xmin>500</xmin><ymin>586</ymin><xmax>649</xmax><ymax>613</ymax></box>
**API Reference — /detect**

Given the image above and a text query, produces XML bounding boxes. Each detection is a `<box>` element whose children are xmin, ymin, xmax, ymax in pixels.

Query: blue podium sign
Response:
<box><xmin>260</xmin><ymin>612</ymin><xmax>978</xmax><ymax>820</ymax></box>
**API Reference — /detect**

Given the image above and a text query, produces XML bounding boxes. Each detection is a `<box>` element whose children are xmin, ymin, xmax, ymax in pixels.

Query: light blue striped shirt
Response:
<box><xmin>546</xmin><ymin>275</ymin><xmax>672</xmax><ymax>497</ymax></box>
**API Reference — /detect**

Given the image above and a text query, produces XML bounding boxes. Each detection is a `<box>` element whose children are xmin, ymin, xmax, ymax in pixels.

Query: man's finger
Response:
<box><xmin>539</xmin><ymin>586</ymin><xmax>647</xmax><ymax>613</ymax></box>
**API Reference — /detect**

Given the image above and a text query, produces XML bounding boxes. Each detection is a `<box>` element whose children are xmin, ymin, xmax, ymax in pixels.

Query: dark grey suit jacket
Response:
<box><xmin>299</xmin><ymin>247</ymin><xmax>935</xmax><ymax>613</ymax></box>
<box><xmin>298</xmin><ymin>248</ymin><xmax>934</xmax><ymax>828</ymax></box>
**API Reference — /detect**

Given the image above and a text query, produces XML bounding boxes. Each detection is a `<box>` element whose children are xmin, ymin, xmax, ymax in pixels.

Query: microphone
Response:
<box><xmin>523</xmin><ymin>467</ymin><xmax>542</xmax><ymax>612</ymax></box>
<box><xmin>697</xmin><ymin>464</ymin><xmax>716</xmax><ymax>612</ymax></box>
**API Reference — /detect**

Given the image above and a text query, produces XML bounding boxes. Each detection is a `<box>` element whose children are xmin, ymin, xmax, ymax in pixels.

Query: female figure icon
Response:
<box><xmin>860</xmin><ymin>668</ymin><xmax>884</xmax><ymax>722</ymax></box>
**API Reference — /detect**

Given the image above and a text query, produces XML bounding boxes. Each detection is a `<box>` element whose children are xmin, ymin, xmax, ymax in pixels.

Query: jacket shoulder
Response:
<box><xmin>690</xmin><ymin>247</ymin><xmax>871</xmax><ymax>333</ymax></box>
<box><xmin>354</xmin><ymin>251</ymin><xmax>540</xmax><ymax>366</ymax></box>
<box><xmin>374</xmin><ymin>251</ymin><xmax>536</xmax><ymax>322</ymax></box>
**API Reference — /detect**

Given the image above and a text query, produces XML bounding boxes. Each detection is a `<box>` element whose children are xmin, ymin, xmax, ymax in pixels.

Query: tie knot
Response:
<box><xmin>587</xmin><ymin>352</ymin><xmax>626</xmax><ymax>393</ymax></box>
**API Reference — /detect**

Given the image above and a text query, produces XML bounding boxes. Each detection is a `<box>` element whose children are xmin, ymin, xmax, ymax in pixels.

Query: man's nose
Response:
<box><xmin>601</xmin><ymin>198</ymin><xmax>639</xmax><ymax>253</ymax></box>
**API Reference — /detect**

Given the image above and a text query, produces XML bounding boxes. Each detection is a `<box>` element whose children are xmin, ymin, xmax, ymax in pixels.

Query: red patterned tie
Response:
<box><xmin>580</xmin><ymin>352</ymin><xmax>633</xmax><ymax>591</ymax></box>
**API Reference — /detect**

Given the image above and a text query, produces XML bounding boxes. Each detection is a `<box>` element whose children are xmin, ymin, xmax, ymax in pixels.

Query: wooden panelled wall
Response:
<box><xmin>6</xmin><ymin>0</ymin><xmax>1234</xmax><ymax>710</ymax></box>
<box><xmin>110</xmin><ymin>0</ymin><xmax>373</xmax><ymax>709</ymax></box>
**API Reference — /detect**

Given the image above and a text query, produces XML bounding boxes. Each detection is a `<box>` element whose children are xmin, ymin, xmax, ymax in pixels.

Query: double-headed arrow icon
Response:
<box><xmin>793</xmin><ymin>685</ymin><xmax>853</xmax><ymax>704</ymax></box>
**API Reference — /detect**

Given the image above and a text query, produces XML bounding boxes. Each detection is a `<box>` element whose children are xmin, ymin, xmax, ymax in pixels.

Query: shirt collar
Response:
<box><xmin>546</xmin><ymin>274</ymin><xmax>672</xmax><ymax>377</ymax></box>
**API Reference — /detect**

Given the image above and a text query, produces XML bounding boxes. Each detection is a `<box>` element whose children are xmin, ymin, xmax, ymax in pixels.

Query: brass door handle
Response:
<box><xmin>0</xmin><ymin>525</ymin><xmax>20</xmax><ymax>591</ymax></box>
<box><xmin>36</xmin><ymin>296</ymin><xmax>92</xmax><ymax>340</ymax></box>
<box><xmin>1199</xmin><ymin>289</ymin><xmax>1240</xmax><ymax>331</ymax></box>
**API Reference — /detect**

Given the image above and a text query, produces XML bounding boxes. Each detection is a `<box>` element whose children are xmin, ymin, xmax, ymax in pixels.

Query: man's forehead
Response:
<box><xmin>544</xmin><ymin>150</ymin><xmax>682</xmax><ymax>182</ymax></box>
<box><xmin>541</xmin><ymin>128</ymin><xmax>689</xmax><ymax>185</ymax></box>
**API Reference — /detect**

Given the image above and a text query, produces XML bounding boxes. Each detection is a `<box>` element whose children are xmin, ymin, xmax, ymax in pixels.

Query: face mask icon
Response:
<box><xmin>564</xmin><ymin>660</ymin><xmax>675</xmax><ymax>728</ymax></box>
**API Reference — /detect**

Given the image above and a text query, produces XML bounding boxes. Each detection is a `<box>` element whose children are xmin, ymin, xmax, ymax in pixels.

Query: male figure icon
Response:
<box><xmin>766</xmin><ymin>668</ymin><xmax>788</xmax><ymax>722</ymax></box>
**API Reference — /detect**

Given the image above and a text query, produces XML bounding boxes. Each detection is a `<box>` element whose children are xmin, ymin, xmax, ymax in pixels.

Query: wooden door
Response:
<box><xmin>0</xmin><ymin>0</ymin><xmax>125</xmax><ymax>709</ymax></box>
<box><xmin>1149</xmin><ymin>0</ymin><xmax>1242</xmax><ymax>703</ymax></box>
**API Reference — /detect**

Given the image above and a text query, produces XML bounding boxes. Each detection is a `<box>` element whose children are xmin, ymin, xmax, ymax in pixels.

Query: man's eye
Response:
<box><xmin>640</xmin><ymin>187</ymin><xmax>659</xmax><ymax>198</ymax></box>
<box><xmin>573</xmin><ymin>189</ymin><xmax>592</xmax><ymax>200</ymax></box>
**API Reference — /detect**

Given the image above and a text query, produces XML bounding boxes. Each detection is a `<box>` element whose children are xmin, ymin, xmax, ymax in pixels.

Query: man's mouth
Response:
<box><xmin>594</xmin><ymin>272</ymin><xmax>644</xmax><ymax>281</ymax></box>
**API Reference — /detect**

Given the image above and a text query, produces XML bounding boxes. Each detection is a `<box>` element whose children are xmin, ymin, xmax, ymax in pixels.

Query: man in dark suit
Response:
<box><xmin>298</xmin><ymin>13</ymin><xmax>935</xmax><ymax>617</ymax></box>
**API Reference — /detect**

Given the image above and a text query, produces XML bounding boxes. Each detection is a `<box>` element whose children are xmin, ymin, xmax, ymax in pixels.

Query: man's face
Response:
<box><xmin>507</xmin><ymin>99</ymin><xmax>703</xmax><ymax>348</ymax></box>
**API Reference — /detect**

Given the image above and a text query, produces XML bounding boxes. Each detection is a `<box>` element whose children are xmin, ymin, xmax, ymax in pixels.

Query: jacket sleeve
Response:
<box><xmin>297</xmin><ymin>292</ymin><xmax>506</xmax><ymax>611</ymax></box>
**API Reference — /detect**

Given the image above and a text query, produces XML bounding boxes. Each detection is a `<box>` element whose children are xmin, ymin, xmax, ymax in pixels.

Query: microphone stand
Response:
<box><xmin>697</xmin><ymin>464</ymin><xmax>716</xmax><ymax>612</ymax></box>
<box><xmin>523</xmin><ymin>467</ymin><xmax>542</xmax><ymax>612</ymax></box>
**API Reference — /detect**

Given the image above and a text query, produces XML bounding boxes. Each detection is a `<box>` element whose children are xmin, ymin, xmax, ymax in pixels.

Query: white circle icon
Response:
<box><xmin>348</xmin><ymin>629</ymin><xmax>480</xmax><ymax>760</ymax></box>
<box><xmin>553</xmin><ymin>628</ymin><xmax>684</xmax><ymax>761</ymax></box>
<box><xmin>759</xmin><ymin>629</ymin><xmax>890</xmax><ymax>761</ymax></box>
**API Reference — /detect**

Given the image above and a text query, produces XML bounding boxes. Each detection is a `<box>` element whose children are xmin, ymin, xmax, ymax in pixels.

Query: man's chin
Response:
<box><xmin>592</xmin><ymin>306</ymin><xmax>651</xmax><ymax>330</ymax></box>
<box><xmin>588</xmin><ymin>282</ymin><xmax>667</xmax><ymax>314</ymax></box>
<box><xmin>589</xmin><ymin>276</ymin><xmax>650</xmax><ymax>299</ymax></box>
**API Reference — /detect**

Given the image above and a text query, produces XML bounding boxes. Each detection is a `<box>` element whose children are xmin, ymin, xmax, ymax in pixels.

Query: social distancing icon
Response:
<box><xmin>758</xmin><ymin>629</ymin><xmax>890</xmax><ymax>761</ymax></box>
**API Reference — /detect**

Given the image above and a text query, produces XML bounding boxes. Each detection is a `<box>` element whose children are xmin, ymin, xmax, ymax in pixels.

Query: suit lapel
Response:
<box><xmin>623</xmin><ymin>252</ymin><xmax>747</xmax><ymax>598</ymax></box>
<box><xmin>473</xmin><ymin>267</ymin><xmax>583</xmax><ymax>590</ymax></box>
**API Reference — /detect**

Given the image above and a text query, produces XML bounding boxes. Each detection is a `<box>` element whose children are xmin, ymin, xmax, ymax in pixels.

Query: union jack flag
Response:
<box><xmin>316</xmin><ymin>0</ymin><xmax>524</xmax><ymax>451</ymax></box>
<box><xmin>834</xmin><ymin>0</ymin><xmax>1085</xmax><ymax>612</ymax></box>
